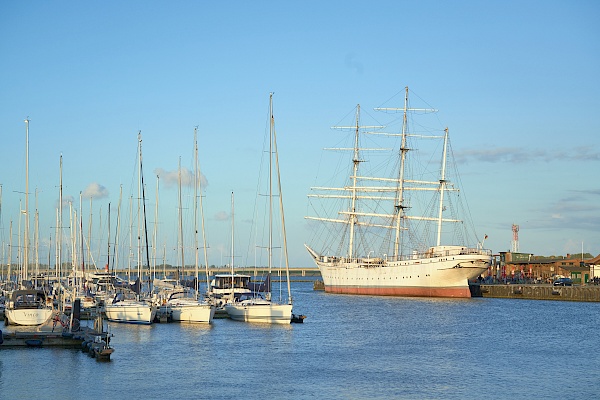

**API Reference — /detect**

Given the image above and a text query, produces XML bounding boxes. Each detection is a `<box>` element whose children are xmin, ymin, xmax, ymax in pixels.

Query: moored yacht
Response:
<box><xmin>4</xmin><ymin>289</ymin><xmax>54</xmax><ymax>326</ymax></box>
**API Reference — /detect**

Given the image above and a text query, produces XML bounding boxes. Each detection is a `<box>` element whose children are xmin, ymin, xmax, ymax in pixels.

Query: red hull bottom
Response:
<box><xmin>325</xmin><ymin>285</ymin><xmax>472</xmax><ymax>298</ymax></box>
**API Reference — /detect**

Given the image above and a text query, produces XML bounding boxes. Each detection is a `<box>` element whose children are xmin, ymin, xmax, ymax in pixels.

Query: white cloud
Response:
<box><xmin>56</xmin><ymin>195</ymin><xmax>75</xmax><ymax>210</ymax></box>
<box><xmin>154</xmin><ymin>167</ymin><xmax>208</xmax><ymax>189</ymax></box>
<box><xmin>82</xmin><ymin>182</ymin><xmax>109</xmax><ymax>199</ymax></box>
<box><xmin>454</xmin><ymin>146</ymin><xmax>600</xmax><ymax>164</ymax></box>
<box><xmin>214</xmin><ymin>210</ymin><xmax>229</xmax><ymax>221</ymax></box>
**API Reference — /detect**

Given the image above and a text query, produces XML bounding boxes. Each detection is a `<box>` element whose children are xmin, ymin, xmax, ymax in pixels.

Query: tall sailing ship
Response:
<box><xmin>305</xmin><ymin>87</ymin><xmax>491</xmax><ymax>298</ymax></box>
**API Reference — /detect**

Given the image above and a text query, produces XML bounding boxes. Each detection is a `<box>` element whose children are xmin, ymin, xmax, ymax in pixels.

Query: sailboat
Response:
<box><xmin>5</xmin><ymin>119</ymin><xmax>54</xmax><ymax>326</ymax></box>
<box><xmin>160</xmin><ymin>131</ymin><xmax>214</xmax><ymax>324</ymax></box>
<box><xmin>205</xmin><ymin>192</ymin><xmax>253</xmax><ymax>318</ymax></box>
<box><xmin>104</xmin><ymin>132</ymin><xmax>157</xmax><ymax>324</ymax></box>
<box><xmin>225</xmin><ymin>94</ymin><xmax>293</xmax><ymax>324</ymax></box>
<box><xmin>305</xmin><ymin>87</ymin><xmax>492</xmax><ymax>298</ymax></box>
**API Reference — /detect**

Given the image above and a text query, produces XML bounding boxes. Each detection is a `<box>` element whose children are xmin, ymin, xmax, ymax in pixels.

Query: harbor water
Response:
<box><xmin>1</xmin><ymin>280</ymin><xmax>598</xmax><ymax>399</ymax></box>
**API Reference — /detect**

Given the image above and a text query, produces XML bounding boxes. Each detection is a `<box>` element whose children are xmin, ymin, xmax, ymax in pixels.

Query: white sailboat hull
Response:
<box><xmin>5</xmin><ymin>308</ymin><xmax>54</xmax><ymax>326</ymax></box>
<box><xmin>104</xmin><ymin>301</ymin><xmax>157</xmax><ymax>324</ymax></box>
<box><xmin>225</xmin><ymin>300</ymin><xmax>292</xmax><ymax>324</ymax></box>
<box><xmin>167</xmin><ymin>300</ymin><xmax>215</xmax><ymax>323</ymax></box>
<box><xmin>312</xmin><ymin>247</ymin><xmax>491</xmax><ymax>298</ymax></box>
<box><xmin>4</xmin><ymin>290</ymin><xmax>55</xmax><ymax>326</ymax></box>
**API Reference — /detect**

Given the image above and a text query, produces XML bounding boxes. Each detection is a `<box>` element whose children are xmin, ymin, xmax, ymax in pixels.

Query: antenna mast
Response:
<box><xmin>511</xmin><ymin>224</ymin><xmax>519</xmax><ymax>253</ymax></box>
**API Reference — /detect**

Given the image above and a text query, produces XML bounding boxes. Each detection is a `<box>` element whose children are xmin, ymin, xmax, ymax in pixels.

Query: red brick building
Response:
<box><xmin>491</xmin><ymin>252</ymin><xmax>600</xmax><ymax>284</ymax></box>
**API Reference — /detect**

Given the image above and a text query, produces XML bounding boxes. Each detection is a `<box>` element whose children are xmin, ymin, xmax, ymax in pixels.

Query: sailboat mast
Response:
<box><xmin>107</xmin><ymin>202</ymin><xmax>111</xmax><ymax>272</ymax></box>
<box><xmin>80</xmin><ymin>192</ymin><xmax>85</xmax><ymax>286</ymax></box>
<box><xmin>268</xmin><ymin>94</ymin><xmax>274</xmax><ymax>285</ymax></box>
<box><xmin>24</xmin><ymin>118</ymin><xmax>29</xmax><ymax>284</ymax></box>
<box><xmin>8</xmin><ymin>220</ymin><xmax>12</xmax><ymax>284</ymax></box>
<box><xmin>178</xmin><ymin>157</ymin><xmax>184</xmax><ymax>282</ymax></box>
<box><xmin>230</xmin><ymin>191</ymin><xmax>235</xmax><ymax>300</ymax></box>
<box><xmin>0</xmin><ymin>185</ymin><xmax>3</xmax><ymax>281</ymax></box>
<box><xmin>113</xmin><ymin>185</ymin><xmax>122</xmax><ymax>273</ymax></box>
<box><xmin>270</xmin><ymin>96</ymin><xmax>292</xmax><ymax>304</ymax></box>
<box><xmin>34</xmin><ymin>189</ymin><xmax>39</xmax><ymax>286</ymax></box>
<box><xmin>68</xmin><ymin>202</ymin><xmax>75</xmax><ymax>286</ymax></box>
<box><xmin>0</xmin><ymin>185</ymin><xmax>2</xmax><ymax>281</ymax></box>
<box><xmin>17</xmin><ymin>201</ymin><xmax>21</xmax><ymax>282</ymax></box>
<box><xmin>193</xmin><ymin>130</ymin><xmax>199</xmax><ymax>296</ymax></box>
<box><xmin>88</xmin><ymin>198</ymin><xmax>92</xmax><ymax>271</ymax></box>
<box><xmin>139</xmin><ymin>132</ymin><xmax>152</xmax><ymax>292</ymax></box>
<box><xmin>196</xmin><ymin>127</ymin><xmax>212</xmax><ymax>293</ymax></box>
<box><xmin>137</xmin><ymin>133</ymin><xmax>142</xmax><ymax>287</ymax></box>
<box><xmin>152</xmin><ymin>175</ymin><xmax>159</xmax><ymax>279</ymax></box>
<box><xmin>58</xmin><ymin>154</ymin><xmax>63</xmax><ymax>279</ymax></box>
<box><xmin>128</xmin><ymin>194</ymin><xmax>133</xmax><ymax>282</ymax></box>
<box><xmin>435</xmin><ymin>128</ymin><xmax>449</xmax><ymax>247</ymax></box>
<box><xmin>347</xmin><ymin>105</ymin><xmax>361</xmax><ymax>259</ymax></box>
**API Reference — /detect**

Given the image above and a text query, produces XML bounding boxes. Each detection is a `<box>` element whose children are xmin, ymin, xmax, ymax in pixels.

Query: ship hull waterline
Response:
<box><xmin>322</xmin><ymin>285</ymin><xmax>472</xmax><ymax>298</ymax></box>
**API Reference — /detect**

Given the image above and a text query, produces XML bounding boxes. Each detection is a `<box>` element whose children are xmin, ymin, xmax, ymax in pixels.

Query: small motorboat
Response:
<box><xmin>291</xmin><ymin>314</ymin><xmax>306</xmax><ymax>323</ymax></box>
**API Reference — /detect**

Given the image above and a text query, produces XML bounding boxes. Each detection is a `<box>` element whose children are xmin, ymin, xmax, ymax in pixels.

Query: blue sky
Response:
<box><xmin>1</xmin><ymin>1</ymin><xmax>599</xmax><ymax>271</ymax></box>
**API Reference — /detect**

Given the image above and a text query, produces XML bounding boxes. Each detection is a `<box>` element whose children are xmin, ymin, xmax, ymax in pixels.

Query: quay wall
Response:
<box><xmin>478</xmin><ymin>284</ymin><xmax>600</xmax><ymax>302</ymax></box>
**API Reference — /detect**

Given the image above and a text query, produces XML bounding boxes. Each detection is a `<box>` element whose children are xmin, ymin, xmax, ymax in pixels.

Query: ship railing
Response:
<box><xmin>373</xmin><ymin>247</ymin><xmax>491</xmax><ymax>263</ymax></box>
<box><xmin>329</xmin><ymin>247</ymin><xmax>491</xmax><ymax>265</ymax></box>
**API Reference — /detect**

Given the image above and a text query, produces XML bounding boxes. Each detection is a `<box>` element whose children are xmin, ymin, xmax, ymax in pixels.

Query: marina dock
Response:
<box><xmin>1</xmin><ymin>308</ymin><xmax>115</xmax><ymax>359</ymax></box>
<box><xmin>0</xmin><ymin>329</ymin><xmax>85</xmax><ymax>348</ymax></box>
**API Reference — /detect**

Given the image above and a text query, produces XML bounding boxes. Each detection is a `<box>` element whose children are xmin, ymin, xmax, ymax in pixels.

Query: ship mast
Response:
<box><xmin>305</xmin><ymin>105</ymin><xmax>384</xmax><ymax>258</ymax></box>
<box><xmin>348</xmin><ymin>105</ymin><xmax>361</xmax><ymax>259</ymax></box>
<box><xmin>374</xmin><ymin>86</ymin><xmax>439</xmax><ymax>258</ymax></box>
<box><xmin>393</xmin><ymin>88</ymin><xmax>409</xmax><ymax>259</ymax></box>
<box><xmin>436</xmin><ymin>128</ymin><xmax>449</xmax><ymax>247</ymax></box>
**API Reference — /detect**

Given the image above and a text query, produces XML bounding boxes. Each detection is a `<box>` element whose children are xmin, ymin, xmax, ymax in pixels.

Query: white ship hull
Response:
<box><xmin>312</xmin><ymin>247</ymin><xmax>491</xmax><ymax>298</ymax></box>
<box><xmin>167</xmin><ymin>300</ymin><xmax>215</xmax><ymax>324</ymax></box>
<box><xmin>225</xmin><ymin>299</ymin><xmax>292</xmax><ymax>324</ymax></box>
<box><xmin>104</xmin><ymin>301</ymin><xmax>157</xmax><ymax>324</ymax></box>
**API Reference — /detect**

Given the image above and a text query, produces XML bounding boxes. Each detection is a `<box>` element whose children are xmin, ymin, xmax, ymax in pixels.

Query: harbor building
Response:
<box><xmin>489</xmin><ymin>252</ymin><xmax>600</xmax><ymax>284</ymax></box>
